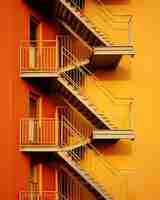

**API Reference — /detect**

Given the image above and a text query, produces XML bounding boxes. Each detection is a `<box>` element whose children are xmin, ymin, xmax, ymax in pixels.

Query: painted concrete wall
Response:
<box><xmin>0</xmin><ymin>2</ymin><xmax>16</xmax><ymax>199</ymax></box>
<box><xmin>1</xmin><ymin>0</ymin><xmax>159</xmax><ymax>199</ymax></box>
<box><xmin>84</xmin><ymin>0</ymin><xmax>158</xmax><ymax>199</ymax></box>
<box><xmin>0</xmin><ymin>1</ymin><xmax>63</xmax><ymax>199</ymax></box>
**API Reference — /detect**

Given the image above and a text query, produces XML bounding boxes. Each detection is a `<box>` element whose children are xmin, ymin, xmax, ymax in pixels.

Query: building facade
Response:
<box><xmin>1</xmin><ymin>0</ymin><xmax>158</xmax><ymax>199</ymax></box>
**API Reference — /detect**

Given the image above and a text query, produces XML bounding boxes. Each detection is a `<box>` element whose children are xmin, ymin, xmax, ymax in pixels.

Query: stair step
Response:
<box><xmin>58</xmin><ymin>152</ymin><xmax>113</xmax><ymax>199</ymax></box>
<box><xmin>79</xmin><ymin>169</ymin><xmax>109</xmax><ymax>196</ymax></box>
<box><xmin>97</xmin><ymin>114</ymin><xmax>109</xmax><ymax>120</ymax></box>
<box><xmin>59</xmin><ymin>79</ymin><xmax>119</xmax><ymax>130</ymax></box>
<box><xmin>80</xmin><ymin>16</ymin><xmax>89</xmax><ymax>21</ymax></box>
<box><xmin>88</xmin><ymin>103</ymin><xmax>97</xmax><ymax>108</ymax></box>
<box><xmin>66</xmin><ymin>1</ymin><xmax>75</xmax><ymax>9</ymax></box>
<box><xmin>87</xmin><ymin>22</ymin><xmax>97</xmax><ymax>28</ymax></box>
<box><xmin>79</xmin><ymin>94</ymin><xmax>88</xmax><ymax>99</ymax></box>
<box><xmin>98</xmin><ymin>113</ymin><xmax>106</xmax><ymax>117</ymax></box>
<box><xmin>91</xmin><ymin>106</ymin><xmax>97</xmax><ymax>110</ymax></box>
<box><xmin>96</xmin><ymin>32</ymin><xmax>105</xmax><ymax>36</ymax></box>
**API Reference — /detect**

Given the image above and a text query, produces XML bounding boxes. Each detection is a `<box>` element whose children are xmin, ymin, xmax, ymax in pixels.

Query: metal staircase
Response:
<box><xmin>57</xmin><ymin>116</ymin><xmax>128</xmax><ymax>200</ymax></box>
<box><xmin>19</xmin><ymin>191</ymin><xmax>68</xmax><ymax>200</ymax></box>
<box><xmin>57</xmin><ymin>47</ymin><xmax>134</xmax><ymax>132</ymax></box>
<box><xmin>58</xmin><ymin>165</ymin><xmax>98</xmax><ymax>200</ymax></box>
<box><xmin>54</xmin><ymin>0</ymin><xmax>133</xmax><ymax>47</ymax></box>
<box><xmin>55</xmin><ymin>0</ymin><xmax>107</xmax><ymax>47</ymax></box>
<box><xmin>19</xmin><ymin>0</ymin><xmax>135</xmax><ymax>199</ymax></box>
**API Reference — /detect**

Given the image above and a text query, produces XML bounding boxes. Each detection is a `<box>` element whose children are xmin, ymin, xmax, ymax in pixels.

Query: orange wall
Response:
<box><xmin>1</xmin><ymin>0</ymin><xmax>159</xmax><ymax>199</ymax></box>
<box><xmin>0</xmin><ymin>1</ymin><xmax>12</xmax><ymax>199</ymax></box>
<box><xmin>84</xmin><ymin>0</ymin><xmax>158</xmax><ymax>199</ymax></box>
<box><xmin>0</xmin><ymin>1</ymin><xmax>63</xmax><ymax>199</ymax></box>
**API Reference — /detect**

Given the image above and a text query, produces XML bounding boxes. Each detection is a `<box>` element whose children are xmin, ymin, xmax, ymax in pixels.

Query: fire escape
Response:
<box><xmin>19</xmin><ymin>0</ymin><xmax>135</xmax><ymax>199</ymax></box>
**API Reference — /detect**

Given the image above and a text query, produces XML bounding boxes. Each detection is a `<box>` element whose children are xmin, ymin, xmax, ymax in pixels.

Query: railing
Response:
<box><xmin>58</xmin><ymin>168</ymin><xmax>97</xmax><ymax>200</ymax></box>
<box><xmin>58</xmin><ymin>115</ymin><xmax>87</xmax><ymax>146</ymax></box>
<box><xmin>19</xmin><ymin>191</ymin><xmax>67</xmax><ymax>200</ymax></box>
<box><xmin>20</xmin><ymin>118</ymin><xmax>57</xmax><ymax>146</ymax></box>
<box><xmin>28</xmin><ymin>181</ymin><xmax>39</xmax><ymax>192</ymax></box>
<box><xmin>20</xmin><ymin>36</ymin><xmax>91</xmax><ymax>74</ymax></box>
<box><xmin>63</xmin><ymin>143</ymin><xmax>128</xmax><ymax>200</ymax></box>
<box><xmin>20</xmin><ymin>116</ymin><xmax>90</xmax><ymax>148</ymax></box>
<box><xmin>66</xmin><ymin>0</ymin><xmax>133</xmax><ymax>45</ymax></box>
<box><xmin>58</xmin><ymin>36</ymin><xmax>91</xmax><ymax>70</ymax></box>
<box><xmin>60</xmin><ymin>47</ymin><xmax>134</xmax><ymax>130</ymax></box>
<box><xmin>67</xmin><ymin>0</ymin><xmax>85</xmax><ymax>10</ymax></box>
<box><xmin>57</xmin><ymin>112</ymin><xmax>134</xmax><ymax>200</ymax></box>
<box><xmin>57</xmin><ymin>106</ymin><xmax>93</xmax><ymax>139</ymax></box>
<box><xmin>20</xmin><ymin>40</ymin><xmax>58</xmax><ymax>73</ymax></box>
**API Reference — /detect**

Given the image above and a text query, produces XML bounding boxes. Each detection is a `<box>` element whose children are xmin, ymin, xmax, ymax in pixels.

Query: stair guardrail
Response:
<box><xmin>19</xmin><ymin>191</ymin><xmax>68</xmax><ymax>200</ymax></box>
<box><xmin>59</xmin><ymin>125</ymin><xmax>130</xmax><ymax>200</ymax></box>
<box><xmin>19</xmin><ymin>40</ymin><xmax>58</xmax><ymax>73</ymax></box>
<box><xmin>63</xmin><ymin>0</ymin><xmax>133</xmax><ymax>45</ymax></box>
<box><xmin>84</xmin><ymin>0</ymin><xmax>133</xmax><ymax>45</ymax></box>
<box><xmin>20</xmin><ymin>116</ymin><xmax>90</xmax><ymax>148</ymax></box>
<box><xmin>58</xmin><ymin>167</ymin><xmax>97</xmax><ymax>200</ymax></box>
<box><xmin>60</xmin><ymin>47</ymin><xmax>134</xmax><ymax>130</ymax></box>
<box><xmin>57</xmin><ymin>106</ymin><xmax>93</xmax><ymax>139</ymax></box>
<box><xmin>20</xmin><ymin>36</ymin><xmax>91</xmax><ymax>74</ymax></box>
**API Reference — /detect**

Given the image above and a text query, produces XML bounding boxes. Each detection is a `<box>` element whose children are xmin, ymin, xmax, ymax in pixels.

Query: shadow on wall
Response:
<box><xmin>94</xmin><ymin>140</ymin><xmax>133</xmax><ymax>156</ymax></box>
<box><xmin>95</xmin><ymin>56</ymin><xmax>132</xmax><ymax>81</ymax></box>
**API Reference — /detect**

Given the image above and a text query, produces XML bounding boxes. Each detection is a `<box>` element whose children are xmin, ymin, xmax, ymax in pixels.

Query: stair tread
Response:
<box><xmin>58</xmin><ymin>151</ymin><xmax>113</xmax><ymax>199</ymax></box>
<box><xmin>59</xmin><ymin>78</ymin><xmax>119</xmax><ymax>129</ymax></box>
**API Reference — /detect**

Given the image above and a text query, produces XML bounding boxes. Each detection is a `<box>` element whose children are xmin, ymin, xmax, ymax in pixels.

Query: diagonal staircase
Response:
<box><xmin>57</xmin><ymin>116</ymin><xmax>128</xmax><ymax>200</ymax></box>
<box><xmin>54</xmin><ymin>0</ymin><xmax>133</xmax><ymax>47</ymax></box>
<box><xmin>57</xmin><ymin>47</ymin><xmax>133</xmax><ymax>131</ymax></box>
<box><xmin>55</xmin><ymin>0</ymin><xmax>107</xmax><ymax>47</ymax></box>
<box><xmin>58</xmin><ymin>165</ymin><xmax>99</xmax><ymax>200</ymax></box>
<box><xmin>82</xmin><ymin>0</ymin><xmax>133</xmax><ymax>46</ymax></box>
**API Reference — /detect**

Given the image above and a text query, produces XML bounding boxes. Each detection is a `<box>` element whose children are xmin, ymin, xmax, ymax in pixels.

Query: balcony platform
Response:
<box><xmin>20</xmin><ymin>71</ymin><xmax>58</xmax><ymax>78</ymax></box>
<box><xmin>19</xmin><ymin>140</ymin><xmax>90</xmax><ymax>152</ymax></box>
<box><xmin>93</xmin><ymin>129</ymin><xmax>135</xmax><ymax>140</ymax></box>
<box><xmin>94</xmin><ymin>46</ymin><xmax>135</xmax><ymax>55</ymax></box>
<box><xmin>91</xmin><ymin>46</ymin><xmax>135</xmax><ymax>67</ymax></box>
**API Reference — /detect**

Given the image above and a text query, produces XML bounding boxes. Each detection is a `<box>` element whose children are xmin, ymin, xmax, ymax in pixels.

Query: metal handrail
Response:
<box><xmin>60</xmin><ymin>114</ymin><xmax>134</xmax><ymax>176</ymax></box>
<box><xmin>20</xmin><ymin>114</ymin><xmax>91</xmax><ymax>147</ymax></box>
<box><xmin>58</xmin><ymin>168</ymin><xmax>97</xmax><ymax>200</ymax></box>
<box><xmin>67</xmin><ymin>0</ymin><xmax>132</xmax><ymax>23</ymax></box>
<box><xmin>57</xmin><ymin>106</ymin><xmax>93</xmax><ymax>137</ymax></box>
<box><xmin>66</xmin><ymin>0</ymin><xmax>82</xmax><ymax>11</ymax></box>
<box><xmin>65</xmin><ymin>145</ymin><xmax>127</xmax><ymax>199</ymax></box>
<box><xmin>59</xmin><ymin>115</ymin><xmax>122</xmax><ymax>175</ymax></box>
<box><xmin>20</xmin><ymin>40</ymin><xmax>57</xmax><ymax>43</ymax></box>
<box><xmin>61</xmin><ymin>47</ymin><xmax>134</xmax><ymax>105</ymax></box>
<box><xmin>20</xmin><ymin>35</ymin><xmax>92</xmax><ymax>74</ymax></box>
<box><xmin>60</xmin><ymin>126</ymin><xmax>129</xmax><ymax>200</ymax></box>
<box><xmin>61</xmin><ymin>115</ymin><xmax>90</xmax><ymax>146</ymax></box>
<box><xmin>93</xmin><ymin>0</ymin><xmax>133</xmax><ymax>23</ymax></box>
<box><xmin>61</xmin><ymin>115</ymin><xmax>90</xmax><ymax>141</ymax></box>
<box><xmin>64</xmin><ymin>0</ymin><xmax>133</xmax><ymax>45</ymax></box>
<box><xmin>82</xmin><ymin>2</ymin><xmax>132</xmax><ymax>45</ymax></box>
<box><xmin>60</xmin><ymin>47</ymin><xmax>134</xmax><ymax>130</ymax></box>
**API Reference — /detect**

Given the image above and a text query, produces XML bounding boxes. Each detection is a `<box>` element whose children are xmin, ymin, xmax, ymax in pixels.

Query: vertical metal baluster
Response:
<box><xmin>128</xmin><ymin>17</ymin><xmax>132</xmax><ymax>46</ymax></box>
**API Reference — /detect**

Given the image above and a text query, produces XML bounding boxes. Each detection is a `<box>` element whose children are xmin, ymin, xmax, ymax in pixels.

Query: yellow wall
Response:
<box><xmin>84</xmin><ymin>0</ymin><xmax>159</xmax><ymax>199</ymax></box>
